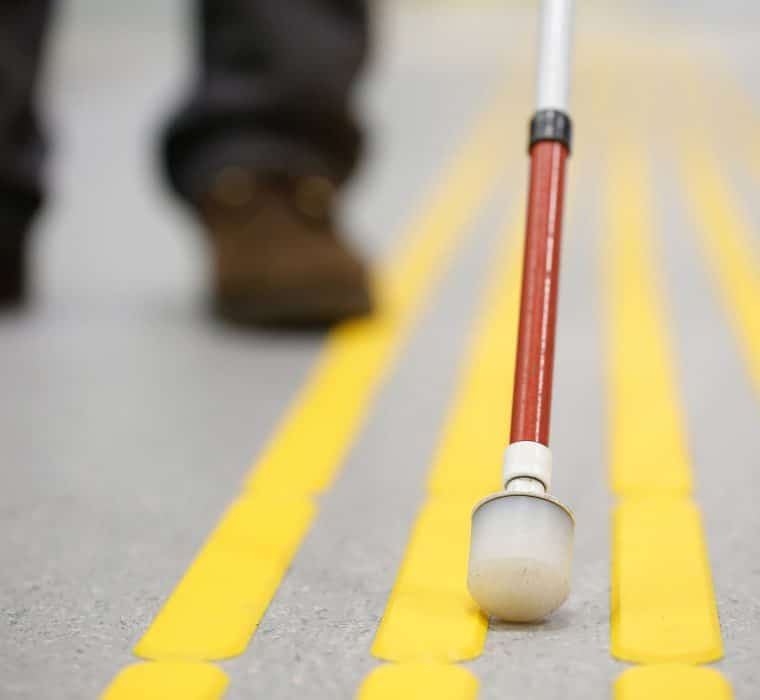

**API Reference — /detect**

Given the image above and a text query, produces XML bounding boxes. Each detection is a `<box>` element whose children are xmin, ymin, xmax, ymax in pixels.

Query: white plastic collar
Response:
<box><xmin>502</xmin><ymin>441</ymin><xmax>553</xmax><ymax>491</ymax></box>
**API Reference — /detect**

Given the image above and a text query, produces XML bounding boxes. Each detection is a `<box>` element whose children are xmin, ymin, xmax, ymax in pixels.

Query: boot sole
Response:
<box><xmin>213</xmin><ymin>286</ymin><xmax>373</xmax><ymax>328</ymax></box>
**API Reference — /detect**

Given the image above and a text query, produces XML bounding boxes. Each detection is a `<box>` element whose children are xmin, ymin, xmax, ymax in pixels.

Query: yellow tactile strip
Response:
<box><xmin>679</xmin><ymin>143</ymin><xmax>760</xmax><ymax>400</ymax></box>
<box><xmin>356</xmin><ymin>213</ymin><xmax>523</xmax><ymax>696</ymax></box>
<box><xmin>134</xmin><ymin>493</ymin><xmax>315</xmax><ymax>660</ymax></box>
<box><xmin>605</xmin><ymin>144</ymin><xmax>725</xmax><ymax>682</ymax></box>
<box><xmin>102</xmin><ymin>662</ymin><xmax>229</xmax><ymax>700</ymax></box>
<box><xmin>604</xmin><ymin>148</ymin><xmax>691</xmax><ymax>498</ymax></box>
<box><xmin>370</xmin><ymin>499</ymin><xmax>487</xmax><ymax>664</ymax></box>
<box><xmin>358</xmin><ymin>663</ymin><xmax>479</xmax><ymax>700</ymax></box>
<box><xmin>614</xmin><ymin>664</ymin><xmax>733</xmax><ymax>700</ymax></box>
<box><xmin>100</xmin><ymin>92</ymin><xmax>519</xmax><ymax>697</ymax></box>
<box><xmin>612</xmin><ymin>499</ymin><xmax>723</xmax><ymax>664</ymax></box>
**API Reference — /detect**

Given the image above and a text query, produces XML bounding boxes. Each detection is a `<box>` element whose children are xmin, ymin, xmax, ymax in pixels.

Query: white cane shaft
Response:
<box><xmin>536</xmin><ymin>0</ymin><xmax>574</xmax><ymax>113</ymax></box>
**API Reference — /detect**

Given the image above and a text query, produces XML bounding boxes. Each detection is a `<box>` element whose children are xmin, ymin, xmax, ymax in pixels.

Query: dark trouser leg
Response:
<box><xmin>0</xmin><ymin>0</ymin><xmax>53</xmax><ymax>302</ymax></box>
<box><xmin>163</xmin><ymin>0</ymin><xmax>369</xmax><ymax>203</ymax></box>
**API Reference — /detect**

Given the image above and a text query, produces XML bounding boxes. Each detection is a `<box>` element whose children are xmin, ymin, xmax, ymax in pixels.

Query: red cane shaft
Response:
<box><xmin>509</xmin><ymin>140</ymin><xmax>569</xmax><ymax>446</ymax></box>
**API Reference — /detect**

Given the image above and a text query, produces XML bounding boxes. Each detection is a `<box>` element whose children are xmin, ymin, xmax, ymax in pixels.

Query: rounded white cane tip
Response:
<box><xmin>468</xmin><ymin>492</ymin><xmax>574</xmax><ymax>623</ymax></box>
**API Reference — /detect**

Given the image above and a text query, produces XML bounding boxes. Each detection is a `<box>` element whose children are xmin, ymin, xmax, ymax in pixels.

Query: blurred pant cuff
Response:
<box><xmin>0</xmin><ymin>234</ymin><xmax>27</xmax><ymax>305</ymax></box>
<box><xmin>165</xmin><ymin>137</ymin><xmax>352</xmax><ymax>204</ymax></box>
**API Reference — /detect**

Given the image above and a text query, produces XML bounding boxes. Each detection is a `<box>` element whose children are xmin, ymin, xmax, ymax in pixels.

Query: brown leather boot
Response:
<box><xmin>198</xmin><ymin>168</ymin><xmax>373</xmax><ymax>327</ymax></box>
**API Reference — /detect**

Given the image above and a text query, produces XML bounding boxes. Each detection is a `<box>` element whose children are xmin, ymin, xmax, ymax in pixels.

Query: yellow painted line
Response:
<box><xmin>605</xmin><ymin>145</ymin><xmax>723</xmax><ymax>664</ymax></box>
<box><xmin>614</xmin><ymin>664</ymin><xmax>733</xmax><ymax>700</ymax></box>
<box><xmin>101</xmin><ymin>662</ymin><xmax>228</xmax><ymax>700</ymax></box>
<box><xmin>357</xmin><ymin>210</ymin><xmax>522</xmax><ymax>693</ymax></box>
<box><xmin>358</xmin><ymin>663</ymin><xmax>478</xmax><ymax>700</ymax></box>
<box><xmin>102</xmin><ymin>90</ymin><xmax>522</xmax><ymax>695</ymax></box>
<box><xmin>678</xmin><ymin>143</ymin><xmax>760</xmax><ymax>399</ymax></box>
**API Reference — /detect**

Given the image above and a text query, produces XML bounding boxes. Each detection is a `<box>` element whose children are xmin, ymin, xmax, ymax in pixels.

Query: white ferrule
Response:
<box><xmin>535</xmin><ymin>0</ymin><xmax>574</xmax><ymax>112</ymax></box>
<box><xmin>503</xmin><ymin>441</ymin><xmax>553</xmax><ymax>492</ymax></box>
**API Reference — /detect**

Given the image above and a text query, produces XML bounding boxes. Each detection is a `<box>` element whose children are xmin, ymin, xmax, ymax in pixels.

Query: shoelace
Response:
<box><xmin>210</xmin><ymin>167</ymin><xmax>335</xmax><ymax>224</ymax></box>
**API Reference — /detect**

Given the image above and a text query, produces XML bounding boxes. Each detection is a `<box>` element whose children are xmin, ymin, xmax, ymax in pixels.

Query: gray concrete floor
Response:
<box><xmin>2</xmin><ymin>1</ymin><xmax>760</xmax><ymax>698</ymax></box>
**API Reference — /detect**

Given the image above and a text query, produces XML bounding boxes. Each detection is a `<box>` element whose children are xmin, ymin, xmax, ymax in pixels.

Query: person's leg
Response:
<box><xmin>163</xmin><ymin>0</ymin><xmax>372</xmax><ymax>326</ymax></box>
<box><xmin>0</xmin><ymin>0</ymin><xmax>53</xmax><ymax>306</ymax></box>
<box><xmin>164</xmin><ymin>0</ymin><xmax>368</xmax><ymax>199</ymax></box>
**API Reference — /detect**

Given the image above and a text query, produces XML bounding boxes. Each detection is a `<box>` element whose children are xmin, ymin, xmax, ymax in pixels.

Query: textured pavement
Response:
<box><xmin>2</xmin><ymin>2</ymin><xmax>760</xmax><ymax>698</ymax></box>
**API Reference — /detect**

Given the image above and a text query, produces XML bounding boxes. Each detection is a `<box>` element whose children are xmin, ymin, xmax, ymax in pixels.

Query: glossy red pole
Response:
<box><xmin>509</xmin><ymin>140</ymin><xmax>569</xmax><ymax>446</ymax></box>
